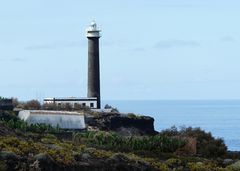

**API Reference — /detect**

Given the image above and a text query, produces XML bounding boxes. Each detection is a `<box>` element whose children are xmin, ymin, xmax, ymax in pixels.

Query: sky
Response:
<box><xmin>0</xmin><ymin>0</ymin><xmax>240</xmax><ymax>101</ymax></box>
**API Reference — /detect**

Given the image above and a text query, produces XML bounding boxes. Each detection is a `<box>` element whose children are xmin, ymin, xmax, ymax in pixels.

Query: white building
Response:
<box><xmin>44</xmin><ymin>97</ymin><xmax>98</xmax><ymax>109</ymax></box>
<box><xmin>18</xmin><ymin>110</ymin><xmax>86</xmax><ymax>129</ymax></box>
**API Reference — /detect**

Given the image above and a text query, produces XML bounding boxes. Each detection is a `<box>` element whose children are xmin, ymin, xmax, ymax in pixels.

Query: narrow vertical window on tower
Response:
<box><xmin>86</xmin><ymin>21</ymin><xmax>101</xmax><ymax>109</ymax></box>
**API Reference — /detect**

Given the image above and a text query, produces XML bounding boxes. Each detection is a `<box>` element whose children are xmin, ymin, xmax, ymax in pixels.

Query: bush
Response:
<box><xmin>160</xmin><ymin>126</ymin><xmax>179</xmax><ymax>137</ymax></box>
<box><xmin>180</xmin><ymin>127</ymin><xmax>227</xmax><ymax>158</ymax></box>
<box><xmin>42</xmin><ymin>103</ymin><xmax>58</xmax><ymax>110</ymax></box>
<box><xmin>187</xmin><ymin>162</ymin><xmax>225</xmax><ymax>171</ymax></box>
<box><xmin>73</xmin><ymin>131</ymin><xmax>185</xmax><ymax>153</ymax></box>
<box><xmin>0</xmin><ymin>98</ymin><xmax>14</xmax><ymax>110</ymax></box>
<box><xmin>24</xmin><ymin>100</ymin><xmax>41</xmax><ymax>110</ymax></box>
<box><xmin>2</xmin><ymin>117</ymin><xmax>60</xmax><ymax>134</ymax></box>
<box><xmin>27</xmin><ymin>123</ymin><xmax>60</xmax><ymax>134</ymax></box>
<box><xmin>0</xmin><ymin>110</ymin><xmax>18</xmax><ymax>122</ymax></box>
<box><xmin>6</xmin><ymin>119</ymin><xmax>27</xmax><ymax>131</ymax></box>
<box><xmin>127</xmin><ymin>113</ymin><xmax>138</xmax><ymax>118</ymax></box>
<box><xmin>160</xmin><ymin>127</ymin><xmax>227</xmax><ymax>158</ymax></box>
<box><xmin>126</xmin><ymin>113</ymin><xmax>145</xmax><ymax>119</ymax></box>
<box><xmin>226</xmin><ymin>161</ymin><xmax>240</xmax><ymax>171</ymax></box>
<box><xmin>0</xmin><ymin>136</ymin><xmax>42</xmax><ymax>155</ymax></box>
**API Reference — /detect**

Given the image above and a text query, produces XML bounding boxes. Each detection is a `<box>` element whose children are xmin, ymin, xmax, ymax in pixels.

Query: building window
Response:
<box><xmin>58</xmin><ymin>103</ymin><xmax>61</xmax><ymax>107</ymax></box>
<box><xmin>82</xmin><ymin>103</ymin><xmax>86</xmax><ymax>107</ymax></box>
<box><xmin>90</xmin><ymin>103</ymin><xmax>94</xmax><ymax>108</ymax></box>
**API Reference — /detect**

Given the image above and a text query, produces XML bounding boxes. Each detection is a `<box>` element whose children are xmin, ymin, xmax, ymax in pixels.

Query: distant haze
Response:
<box><xmin>0</xmin><ymin>0</ymin><xmax>240</xmax><ymax>101</ymax></box>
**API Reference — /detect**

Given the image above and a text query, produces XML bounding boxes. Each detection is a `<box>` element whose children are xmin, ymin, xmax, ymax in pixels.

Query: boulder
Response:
<box><xmin>34</xmin><ymin>153</ymin><xmax>55</xmax><ymax>171</ymax></box>
<box><xmin>0</xmin><ymin>151</ymin><xmax>20</xmax><ymax>171</ymax></box>
<box><xmin>0</xmin><ymin>151</ymin><xmax>19</xmax><ymax>160</ymax></box>
<box><xmin>81</xmin><ymin>153</ymin><xmax>92</xmax><ymax>160</ymax></box>
<box><xmin>107</xmin><ymin>153</ymin><xmax>128</xmax><ymax>163</ymax></box>
<box><xmin>223</xmin><ymin>159</ymin><xmax>234</xmax><ymax>166</ymax></box>
<box><xmin>107</xmin><ymin>153</ymin><xmax>158</xmax><ymax>171</ymax></box>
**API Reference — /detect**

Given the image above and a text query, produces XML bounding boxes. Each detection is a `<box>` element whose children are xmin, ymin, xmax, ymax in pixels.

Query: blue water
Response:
<box><xmin>103</xmin><ymin>100</ymin><xmax>240</xmax><ymax>151</ymax></box>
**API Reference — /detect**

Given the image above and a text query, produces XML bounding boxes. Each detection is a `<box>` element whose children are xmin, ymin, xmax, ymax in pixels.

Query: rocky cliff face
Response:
<box><xmin>85</xmin><ymin>112</ymin><xmax>157</xmax><ymax>136</ymax></box>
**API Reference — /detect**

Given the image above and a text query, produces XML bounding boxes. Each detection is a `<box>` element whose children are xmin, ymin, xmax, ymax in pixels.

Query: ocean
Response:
<box><xmin>103</xmin><ymin>100</ymin><xmax>240</xmax><ymax>151</ymax></box>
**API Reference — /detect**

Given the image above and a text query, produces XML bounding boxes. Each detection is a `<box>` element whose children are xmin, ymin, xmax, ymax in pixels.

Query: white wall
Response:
<box><xmin>18</xmin><ymin>110</ymin><xmax>86</xmax><ymax>129</ymax></box>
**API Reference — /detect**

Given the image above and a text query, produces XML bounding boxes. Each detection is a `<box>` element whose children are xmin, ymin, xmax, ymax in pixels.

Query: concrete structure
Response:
<box><xmin>18</xmin><ymin>110</ymin><xmax>86</xmax><ymax>129</ymax></box>
<box><xmin>44</xmin><ymin>97</ymin><xmax>97</xmax><ymax>109</ymax></box>
<box><xmin>86</xmin><ymin>21</ymin><xmax>101</xmax><ymax>109</ymax></box>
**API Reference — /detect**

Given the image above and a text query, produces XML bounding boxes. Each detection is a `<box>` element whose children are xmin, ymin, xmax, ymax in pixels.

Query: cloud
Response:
<box><xmin>25</xmin><ymin>41</ymin><xmax>83</xmax><ymax>50</ymax></box>
<box><xmin>155</xmin><ymin>39</ymin><xmax>200</xmax><ymax>49</ymax></box>
<box><xmin>220</xmin><ymin>36</ymin><xmax>236</xmax><ymax>43</ymax></box>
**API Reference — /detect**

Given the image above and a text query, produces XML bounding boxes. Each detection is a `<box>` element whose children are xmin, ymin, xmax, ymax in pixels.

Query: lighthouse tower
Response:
<box><xmin>86</xmin><ymin>21</ymin><xmax>101</xmax><ymax>109</ymax></box>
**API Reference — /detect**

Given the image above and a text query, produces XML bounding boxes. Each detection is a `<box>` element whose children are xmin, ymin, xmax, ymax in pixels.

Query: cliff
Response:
<box><xmin>85</xmin><ymin>112</ymin><xmax>156</xmax><ymax>136</ymax></box>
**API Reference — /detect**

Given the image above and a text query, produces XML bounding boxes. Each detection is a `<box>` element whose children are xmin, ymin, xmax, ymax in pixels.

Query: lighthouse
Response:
<box><xmin>86</xmin><ymin>21</ymin><xmax>101</xmax><ymax>109</ymax></box>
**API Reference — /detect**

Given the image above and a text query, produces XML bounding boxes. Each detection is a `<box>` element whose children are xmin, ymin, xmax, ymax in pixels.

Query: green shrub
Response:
<box><xmin>166</xmin><ymin>158</ymin><xmax>182</xmax><ymax>168</ymax></box>
<box><xmin>27</xmin><ymin>123</ymin><xmax>60</xmax><ymax>133</ymax></box>
<box><xmin>160</xmin><ymin>126</ymin><xmax>179</xmax><ymax>137</ymax></box>
<box><xmin>2</xmin><ymin>116</ymin><xmax>60</xmax><ymax>134</ymax></box>
<box><xmin>160</xmin><ymin>127</ymin><xmax>227</xmax><ymax>158</ymax></box>
<box><xmin>47</xmin><ymin>148</ymin><xmax>75</xmax><ymax>165</ymax></box>
<box><xmin>181</xmin><ymin>127</ymin><xmax>227</xmax><ymax>158</ymax></box>
<box><xmin>0</xmin><ymin>110</ymin><xmax>18</xmax><ymax>122</ymax></box>
<box><xmin>226</xmin><ymin>161</ymin><xmax>240</xmax><ymax>171</ymax></box>
<box><xmin>6</xmin><ymin>119</ymin><xmax>27</xmax><ymax>131</ymax></box>
<box><xmin>0</xmin><ymin>136</ymin><xmax>42</xmax><ymax>155</ymax></box>
<box><xmin>187</xmin><ymin>162</ymin><xmax>225</xmax><ymax>171</ymax></box>
<box><xmin>23</xmin><ymin>100</ymin><xmax>41</xmax><ymax>110</ymax></box>
<box><xmin>73</xmin><ymin>131</ymin><xmax>185</xmax><ymax>153</ymax></box>
<box><xmin>126</xmin><ymin>113</ymin><xmax>145</xmax><ymax>119</ymax></box>
<box><xmin>127</xmin><ymin>113</ymin><xmax>138</xmax><ymax>118</ymax></box>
